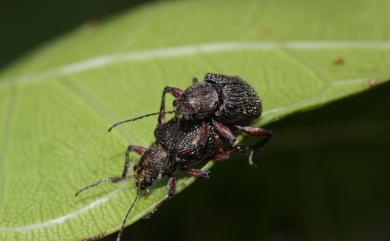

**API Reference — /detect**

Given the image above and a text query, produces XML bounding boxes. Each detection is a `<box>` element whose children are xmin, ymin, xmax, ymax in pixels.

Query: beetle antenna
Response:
<box><xmin>108</xmin><ymin>110</ymin><xmax>174</xmax><ymax>132</ymax></box>
<box><xmin>116</xmin><ymin>190</ymin><xmax>140</xmax><ymax>241</ymax></box>
<box><xmin>74</xmin><ymin>176</ymin><xmax>133</xmax><ymax>197</ymax></box>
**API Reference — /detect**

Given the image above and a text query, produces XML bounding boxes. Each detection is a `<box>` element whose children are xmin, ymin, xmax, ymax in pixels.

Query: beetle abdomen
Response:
<box><xmin>216</xmin><ymin>82</ymin><xmax>261</xmax><ymax>125</ymax></box>
<box><xmin>204</xmin><ymin>73</ymin><xmax>262</xmax><ymax>125</ymax></box>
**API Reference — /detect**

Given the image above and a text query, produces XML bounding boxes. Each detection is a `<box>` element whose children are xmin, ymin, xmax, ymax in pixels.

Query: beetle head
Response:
<box><xmin>133</xmin><ymin>143</ymin><xmax>168</xmax><ymax>190</ymax></box>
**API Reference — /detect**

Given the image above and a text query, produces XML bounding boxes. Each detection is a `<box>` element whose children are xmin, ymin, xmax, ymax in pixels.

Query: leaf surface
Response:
<box><xmin>0</xmin><ymin>0</ymin><xmax>389</xmax><ymax>240</ymax></box>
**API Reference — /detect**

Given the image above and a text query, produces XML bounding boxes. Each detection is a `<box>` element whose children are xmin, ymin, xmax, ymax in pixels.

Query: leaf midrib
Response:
<box><xmin>1</xmin><ymin>40</ymin><xmax>390</xmax><ymax>88</ymax></box>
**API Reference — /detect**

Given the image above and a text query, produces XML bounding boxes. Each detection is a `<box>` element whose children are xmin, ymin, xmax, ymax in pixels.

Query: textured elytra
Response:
<box><xmin>174</xmin><ymin>73</ymin><xmax>262</xmax><ymax>126</ymax></box>
<box><xmin>213</xmin><ymin>79</ymin><xmax>261</xmax><ymax>125</ymax></box>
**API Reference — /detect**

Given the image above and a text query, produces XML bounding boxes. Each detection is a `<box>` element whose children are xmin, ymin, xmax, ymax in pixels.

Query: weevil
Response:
<box><xmin>76</xmin><ymin>116</ymin><xmax>246</xmax><ymax>241</ymax></box>
<box><xmin>158</xmin><ymin>73</ymin><xmax>272</xmax><ymax>164</ymax></box>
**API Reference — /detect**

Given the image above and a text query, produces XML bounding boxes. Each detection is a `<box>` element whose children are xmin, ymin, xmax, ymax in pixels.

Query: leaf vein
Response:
<box><xmin>59</xmin><ymin>78</ymin><xmax>138</xmax><ymax>144</ymax></box>
<box><xmin>1</xmin><ymin>41</ymin><xmax>390</xmax><ymax>89</ymax></box>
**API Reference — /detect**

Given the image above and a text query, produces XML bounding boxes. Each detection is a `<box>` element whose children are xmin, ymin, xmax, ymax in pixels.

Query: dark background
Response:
<box><xmin>0</xmin><ymin>0</ymin><xmax>150</xmax><ymax>69</ymax></box>
<box><xmin>2</xmin><ymin>1</ymin><xmax>389</xmax><ymax>241</ymax></box>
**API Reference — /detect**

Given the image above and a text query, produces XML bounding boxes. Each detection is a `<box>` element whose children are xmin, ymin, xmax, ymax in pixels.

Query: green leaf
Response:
<box><xmin>0</xmin><ymin>0</ymin><xmax>389</xmax><ymax>240</ymax></box>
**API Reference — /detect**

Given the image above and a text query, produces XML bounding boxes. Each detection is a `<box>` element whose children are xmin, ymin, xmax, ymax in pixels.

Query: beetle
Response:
<box><xmin>76</xmin><ymin>116</ymin><xmax>246</xmax><ymax>241</ymax></box>
<box><xmin>158</xmin><ymin>73</ymin><xmax>272</xmax><ymax>164</ymax></box>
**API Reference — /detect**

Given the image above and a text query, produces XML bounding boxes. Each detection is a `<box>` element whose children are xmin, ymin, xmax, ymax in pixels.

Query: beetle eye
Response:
<box><xmin>143</xmin><ymin>176</ymin><xmax>153</xmax><ymax>186</ymax></box>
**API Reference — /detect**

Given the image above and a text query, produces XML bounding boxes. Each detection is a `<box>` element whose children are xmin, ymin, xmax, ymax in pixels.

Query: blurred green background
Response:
<box><xmin>2</xmin><ymin>1</ymin><xmax>389</xmax><ymax>241</ymax></box>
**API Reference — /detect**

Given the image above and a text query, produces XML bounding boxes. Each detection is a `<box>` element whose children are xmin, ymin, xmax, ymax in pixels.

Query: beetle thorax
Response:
<box><xmin>175</xmin><ymin>82</ymin><xmax>219</xmax><ymax>120</ymax></box>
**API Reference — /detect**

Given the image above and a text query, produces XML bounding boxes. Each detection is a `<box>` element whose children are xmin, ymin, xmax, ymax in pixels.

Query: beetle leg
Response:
<box><xmin>235</xmin><ymin>126</ymin><xmax>272</xmax><ymax>137</ymax></box>
<box><xmin>210</xmin><ymin>145</ymin><xmax>248</xmax><ymax>161</ymax></box>
<box><xmin>122</xmin><ymin>145</ymin><xmax>146</xmax><ymax>178</ymax></box>
<box><xmin>167</xmin><ymin>176</ymin><xmax>176</xmax><ymax>198</ymax></box>
<box><xmin>182</xmin><ymin>168</ymin><xmax>210</xmax><ymax>178</ymax></box>
<box><xmin>235</xmin><ymin>125</ymin><xmax>272</xmax><ymax>149</ymax></box>
<box><xmin>158</xmin><ymin>86</ymin><xmax>183</xmax><ymax>124</ymax></box>
<box><xmin>145</xmin><ymin>176</ymin><xmax>176</xmax><ymax>219</ymax></box>
<box><xmin>126</xmin><ymin>145</ymin><xmax>146</xmax><ymax>156</ymax></box>
<box><xmin>210</xmin><ymin>150</ymin><xmax>232</xmax><ymax>161</ymax></box>
<box><xmin>199</xmin><ymin>121</ymin><xmax>209</xmax><ymax>146</ymax></box>
<box><xmin>235</xmin><ymin>125</ymin><xmax>273</xmax><ymax>166</ymax></box>
<box><xmin>233</xmin><ymin>144</ymin><xmax>250</xmax><ymax>153</ymax></box>
<box><xmin>211</xmin><ymin>119</ymin><xmax>236</xmax><ymax>145</ymax></box>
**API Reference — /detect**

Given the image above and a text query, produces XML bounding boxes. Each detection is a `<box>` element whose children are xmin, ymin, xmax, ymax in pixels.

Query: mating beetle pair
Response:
<box><xmin>76</xmin><ymin>73</ymin><xmax>272</xmax><ymax>241</ymax></box>
<box><xmin>160</xmin><ymin>73</ymin><xmax>272</xmax><ymax>163</ymax></box>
